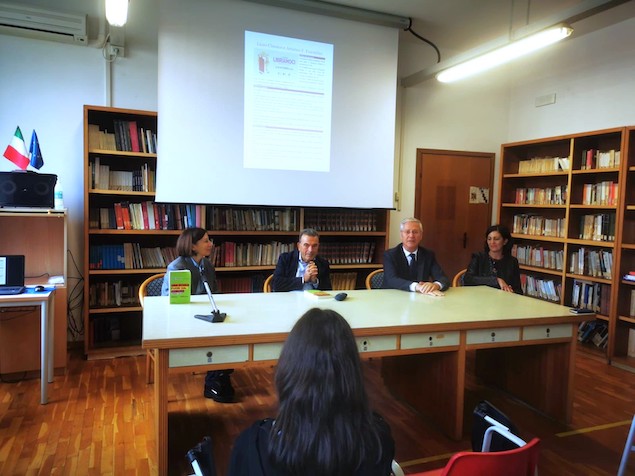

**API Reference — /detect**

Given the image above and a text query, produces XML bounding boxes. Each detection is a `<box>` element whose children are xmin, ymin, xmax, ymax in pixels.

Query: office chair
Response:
<box><xmin>263</xmin><ymin>274</ymin><xmax>273</xmax><ymax>292</ymax></box>
<box><xmin>452</xmin><ymin>268</ymin><xmax>467</xmax><ymax>287</ymax></box>
<box><xmin>365</xmin><ymin>269</ymin><xmax>384</xmax><ymax>289</ymax></box>
<box><xmin>618</xmin><ymin>414</ymin><xmax>635</xmax><ymax>476</ymax></box>
<box><xmin>139</xmin><ymin>273</ymin><xmax>165</xmax><ymax>384</ymax></box>
<box><xmin>187</xmin><ymin>435</ymin><xmax>216</xmax><ymax>476</ymax></box>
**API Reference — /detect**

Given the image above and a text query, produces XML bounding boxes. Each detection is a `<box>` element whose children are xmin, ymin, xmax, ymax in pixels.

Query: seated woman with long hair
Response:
<box><xmin>463</xmin><ymin>224</ymin><xmax>523</xmax><ymax>294</ymax></box>
<box><xmin>227</xmin><ymin>308</ymin><xmax>394</xmax><ymax>476</ymax></box>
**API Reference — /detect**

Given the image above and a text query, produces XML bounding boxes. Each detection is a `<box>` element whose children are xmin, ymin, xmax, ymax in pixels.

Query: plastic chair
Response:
<box><xmin>187</xmin><ymin>435</ymin><xmax>216</xmax><ymax>476</ymax></box>
<box><xmin>452</xmin><ymin>268</ymin><xmax>467</xmax><ymax>287</ymax></box>
<box><xmin>365</xmin><ymin>269</ymin><xmax>384</xmax><ymax>289</ymax></box>
<box><xmin>406</xmin><ymin>437</ymin><xmax>540</xmax><ymax>475</ymax></box>
<box><xmin>263</xmin><ymin>274</ymin><xmax>273</xmax><ymax>292</ymax></box>
<box><xmin>618</xmin><ymin>414</ymin><xmax>635</xmax><ymax>476</ymax></box>
<box><xmin>139</xmin><ymin>273</ymin><xmax>165</xmax><ymax>384</ymax></box>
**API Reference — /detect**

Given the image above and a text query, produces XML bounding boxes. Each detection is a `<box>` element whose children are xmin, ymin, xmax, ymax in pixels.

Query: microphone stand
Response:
<box><xmin>194</xmin><ymin>267</ymin><xmax>226</xmax><ymax>323</ymax></box>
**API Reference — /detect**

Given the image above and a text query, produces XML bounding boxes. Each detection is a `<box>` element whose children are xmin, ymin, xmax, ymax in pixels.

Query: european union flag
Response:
<box><xmin>29</xmin><ymin>130</ymin><xmax>44</xmax><ymax>169</ymax></box>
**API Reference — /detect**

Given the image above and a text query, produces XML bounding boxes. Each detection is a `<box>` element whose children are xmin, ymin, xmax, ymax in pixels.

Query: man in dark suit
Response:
<box><xmin>383</xmin><ymin>217</ymin><xmax>449</xmax><ymax>294</ymax></box>
<box><xmin>273</xmin><ymin>228</ymin><xmax>332</xmax><ymax>292</ymax></box>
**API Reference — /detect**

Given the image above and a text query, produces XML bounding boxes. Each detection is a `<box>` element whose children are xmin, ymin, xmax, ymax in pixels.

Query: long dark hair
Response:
<box><xmin>483</xmin><ymin>224</ymin><xmax>513</xmax><ymax>256</ymax></box>
<box><xmin>175</xmin><ymin>227</ymin><xmax>207</xmax><ymax>257</ymax></box>
<box><xmin>269</xmin><ymin>308</ymin><xmax>381</xmax><ymax>475</ymax></box>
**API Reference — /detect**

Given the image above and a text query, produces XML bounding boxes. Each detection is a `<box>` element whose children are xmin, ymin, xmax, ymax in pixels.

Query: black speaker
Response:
<box><xmin>0</xmin><ymin>171</ymin><xmax>57</xmax><ymax>208</ymax></box>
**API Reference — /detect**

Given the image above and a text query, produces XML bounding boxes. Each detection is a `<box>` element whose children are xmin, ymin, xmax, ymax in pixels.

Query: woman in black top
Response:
<box><xmin>463</xmin><ymin>224</ymin><xmax>523</xmax><ymax>294</ymax></box>
<box><xmin>227</xmin><ymin>308</ymin><xmax>395</xmax><ymax>476</ymax></box>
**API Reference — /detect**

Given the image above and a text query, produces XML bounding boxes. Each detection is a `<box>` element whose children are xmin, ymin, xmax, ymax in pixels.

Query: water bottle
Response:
<box><xmin>54</xmin><ymin>180</ymin><xmax>64</xmax><ymax>209</ymax></box>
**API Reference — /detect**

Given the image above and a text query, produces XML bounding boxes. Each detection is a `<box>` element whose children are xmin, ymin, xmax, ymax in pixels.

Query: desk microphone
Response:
<box><xmin>194</xmin><ymin>268</ymin><xmax>226</xmax><ymax>323</ymax></box>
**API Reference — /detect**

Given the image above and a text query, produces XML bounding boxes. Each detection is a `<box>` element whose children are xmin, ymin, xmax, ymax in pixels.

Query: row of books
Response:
<box><xmin>517</xmin><ymin>156</ymin><xmax>570</xmax><ymax>173</ymax></box>
<box><xmin>512</xmin><ymin>244</ymin><xmax>563</xmax><ymax>270</ymax></box>
<box><xmin>89</xmin><ymin>244</ymin><xmax>178</xmax><ymax>270</ymax></box>
<box><xmin>216</xmin><ymin>275</ymin><xmax>266</xmax><ymax>294</ymax></box>
<box><xmin>93</xmin><ymin>316</ymin><xmax>124</xmax><ymax>344</ymax></box>
<box><xmin>331</xmin><ymin>272</ymin><xmax>358</xmax><ymax>290</ymax></box>
<box><xmin>571</xmin><ymin>279</ymin><xmax>610</xmax><ymax>314</ymax></box>
<box><xmin>88</xmin><ymin>281</ymin><xmax>140</xmax><ymax>308</ymax></box>
<box><xmin>520</xmin><ymin>274</ymin><xmax>561</xmax><ymax>302</ymax></box>
<box><xmin>512</xmin><ymin>215</ymin><xmax>566</xmax><ymax>238</ymax></box>
<box><xmin>578</xmin><ymin>321</ymin><xmax>608</xmax><ymax>348</ymax></box>
<box><xmin>579</xmin><ymin>149</ymin><xmax>620</xmax><ymax>170</ymax></box>
<box><xmin>304</xmin><ymin>209</ymin><xmax>380</xmax><ymax>232</ymax></box>
<box><xmin>580</xmin><ymin>181</ymin><xmax>619</xmax><ymax>206</ymax></box>
<box><xmin>90</xmin><ymin>158</ymin><xmax>156</xmax><ymax>192</ymax></box>
<box><xmin>578</xmin><ymin>213</ymin><xmax>615</xmax><ymax>242</ymax></box>
<box><xmin>88</xmin><ymin>121</ymin><xmax>158</xmax><ymax>153</ymax></box>
<box><xmin>90</xmin><ymin>202</ymin><xmax>265</xmax><ymax>232</ymax></box>
<box><xmin>569</xmin><ymin>248</ymin><xmax>613</xmax><ymax>279</ymax></box>
<box><xmin>514</xmin><ymin>186</ymin><xmax>567</xmax><ymax>205</ymax></box>
<box><xmin>210</xmin><ymin>241</ymin><xmax>295</xmax><ymax>267</ymax></box>
<box><xmin>319</xmin><ymin>242</ymin><xmax>376</xmax><ymax>265</ymax></box>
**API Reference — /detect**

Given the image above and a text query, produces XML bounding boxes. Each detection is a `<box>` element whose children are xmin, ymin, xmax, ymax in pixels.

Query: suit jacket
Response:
<box><xmin>272</xmin><ymin>250</ymin><xmax>332</xmax><ymax>292</ymax></box>
<box><xmin>382</xmin><ymin>244</ymin><xmax>450</xmax><ymax>291</ymax></box>
<box><xmin>161</xmin><ymin>256</ymin><xmax>217</xmax><ymax>296</ymax></box>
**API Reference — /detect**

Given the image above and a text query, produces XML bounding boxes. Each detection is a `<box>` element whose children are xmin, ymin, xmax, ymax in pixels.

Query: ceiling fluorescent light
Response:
<box><xmin>436</xmin><ymin>24</ymin><xmax>573</xmax><ymax>83</ymax></box>
<box><xmin>106</xmin><ymin>0</ymin><xmax>129</xmax><ymax>27</ymax></box>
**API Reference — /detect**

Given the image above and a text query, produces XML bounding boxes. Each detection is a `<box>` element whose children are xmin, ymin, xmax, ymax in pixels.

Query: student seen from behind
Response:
<box><xmin>227</xmin><ymin>308</ymin><xmax>394</xmax><ymax>475</ymax></box>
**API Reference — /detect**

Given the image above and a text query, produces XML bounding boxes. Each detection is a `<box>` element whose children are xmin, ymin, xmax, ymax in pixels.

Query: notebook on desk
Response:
<box><xmin>0</xmin><ymin>255</ymin><xmax>26</xmax><ymax>295</ymax></box>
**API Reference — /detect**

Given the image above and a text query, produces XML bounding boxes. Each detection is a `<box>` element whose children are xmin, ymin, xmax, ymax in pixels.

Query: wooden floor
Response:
<box><xmin>1</xmin><ymin>348</ymin><xmax>635</xmax><ymax>475</ymax></box>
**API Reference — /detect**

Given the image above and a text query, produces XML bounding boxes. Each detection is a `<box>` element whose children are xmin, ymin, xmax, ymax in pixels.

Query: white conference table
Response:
<box><xmin>143</xmin><ymin>287</ymin><xmax>585</xmax><ymax>476</ymax></box>
<box><xmin>0</xmin><ymin>288</ymin><xmax>55</xmax><ymax>404</ymax></box>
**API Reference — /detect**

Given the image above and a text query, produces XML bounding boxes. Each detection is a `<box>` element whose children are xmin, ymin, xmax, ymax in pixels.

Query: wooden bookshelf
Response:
<box><xmin>498</xmin><ymin>127</ymin><xmax>627</xmax><ymax>363</ymax></box>
<box><xmin>83</xmin><ymin>105</ymin><xmax>389</xmax><ymax>359</ymax></box>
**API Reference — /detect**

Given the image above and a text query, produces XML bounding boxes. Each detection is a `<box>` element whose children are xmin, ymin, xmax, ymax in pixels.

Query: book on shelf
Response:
<box><xmin>628</xmin><ymin>329</ymin><xmax>635</xmax><ymax>357</ymax></box>
<box><xmin>630</xmin><ymin>289</ymin><xmax>635</xmax><ymax>317</ymax></box>
<box><xmin>304</xmin><ymin>289</ymin><xmax>333</xmax><ymax>299</ymax></box>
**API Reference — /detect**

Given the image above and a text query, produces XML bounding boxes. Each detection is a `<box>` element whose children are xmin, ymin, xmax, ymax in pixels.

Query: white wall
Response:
<box><xmin>0</xmin><ymin>0</ymin><xmax>158</xmax><ymax>339</ymax></box>
<box><xmin>394</xmin><ymin>14</ymin><xmax>635</xmax><ymax>245</ymax></box>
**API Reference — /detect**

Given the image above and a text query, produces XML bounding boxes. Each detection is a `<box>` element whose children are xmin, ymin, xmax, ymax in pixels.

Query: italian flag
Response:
<box><xmin>3</xmin><ymin>126</ymin><xmax>30</xmax><ymax>170</ymax></box>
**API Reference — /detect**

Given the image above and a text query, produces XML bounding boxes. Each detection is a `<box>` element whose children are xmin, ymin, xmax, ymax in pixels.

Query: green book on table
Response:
<box><xmin>169</xmin><ymin>269</ymin><xmax>191</xmax><ymax>304</ymax></box>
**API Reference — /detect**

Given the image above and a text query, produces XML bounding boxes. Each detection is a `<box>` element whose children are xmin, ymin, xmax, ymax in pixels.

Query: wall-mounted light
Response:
<box><xmin>105</xmin><ymin>0</ymin><xmax>129</xmax><ymax>27</ymax></box>
<box><xmin>436</xmin><ymin>23</ymin><xmax>573</xmax><ymax>83</ymax></box>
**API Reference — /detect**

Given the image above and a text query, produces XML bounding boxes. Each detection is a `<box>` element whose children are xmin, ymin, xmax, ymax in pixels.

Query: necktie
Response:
<box><xmin>409</xmin><ymin>253</ymin><xmax>417</xmax><ymax>280</ymax></box>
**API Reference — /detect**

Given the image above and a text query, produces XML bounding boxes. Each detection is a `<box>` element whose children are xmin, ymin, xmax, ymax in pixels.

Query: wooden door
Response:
<box><xmin>414</xmin><ymin>149</ymin><xmax>494</xmax><ymax>281</ymax></box>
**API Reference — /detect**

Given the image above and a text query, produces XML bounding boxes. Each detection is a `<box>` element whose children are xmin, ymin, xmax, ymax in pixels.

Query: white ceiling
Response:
<box><xmin>323</xmin><ymin>0</ymin><xmax>635</xmax><ymax>79</ymax></box>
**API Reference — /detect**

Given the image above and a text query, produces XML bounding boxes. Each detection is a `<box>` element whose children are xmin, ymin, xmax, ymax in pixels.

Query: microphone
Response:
<box><xmin>195</xmin><ymin>264</ymin><xmax>226</xmax><ymax>323</ymax></box>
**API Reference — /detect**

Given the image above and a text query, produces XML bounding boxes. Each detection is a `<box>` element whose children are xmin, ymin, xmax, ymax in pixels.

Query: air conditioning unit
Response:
<box><xmin>0</xmin><ymin>2</ymin><xmax>87</xmax><ymax>46</ymax></box>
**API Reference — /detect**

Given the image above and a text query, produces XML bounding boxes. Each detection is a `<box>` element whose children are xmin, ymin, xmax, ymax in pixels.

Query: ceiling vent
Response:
<box><xmin>0</xmin><ymin>2</ymin><xmax>87</xmax><ymax>46</ymax></box>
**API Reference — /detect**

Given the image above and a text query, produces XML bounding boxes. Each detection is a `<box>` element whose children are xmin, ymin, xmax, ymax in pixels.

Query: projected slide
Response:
<box><xmin>244</xmin><ymin>31</ymin><xmax>334</xmax><ymax>172</ymax></box>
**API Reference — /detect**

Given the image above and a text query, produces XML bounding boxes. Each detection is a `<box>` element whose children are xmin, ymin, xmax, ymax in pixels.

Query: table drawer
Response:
<box><xmin>523</xmin><ymin>324</ymin><xmax>572</xmax><ymax>340</ymax></box>
<box><xmin>356</xmin><ymin>335</ymin><xmax>397</xmax><ymax>353</ymax></box>
<box><xmin>253</xmin><ymin>342</ymin><xmax>284</xmax><ymax>361</ymax></box>
<box><xmin>401</xmin><ymin>331</ymin><xmax>460</xmax><ymax>350</ymax></box>
<box><xmin>467</xmin><ymin>327</ymin><xmax>520</xmax><ymax>345</ymax></box>
<box><xmin>169</xmin><ymin>345</ymin><xmax>249</xmax><ymax>367</ymax></box>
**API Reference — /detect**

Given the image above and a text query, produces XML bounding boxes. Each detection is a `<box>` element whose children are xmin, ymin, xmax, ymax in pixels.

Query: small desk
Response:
<box><xmin>143</xmin><ymin>287</ymin><xmax>585</xmax><ymax>476</ymax></box>
<box><xmin>0</xmin><ymin>288</ymin><xmax>55</xmax><ymax>404</ymax></box>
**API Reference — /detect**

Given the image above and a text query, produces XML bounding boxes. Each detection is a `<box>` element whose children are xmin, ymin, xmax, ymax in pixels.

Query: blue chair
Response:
<box><xmin>365</xmin><ymin>269</ymin><xmax>384</xmax><ymax>289</ymax></box>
